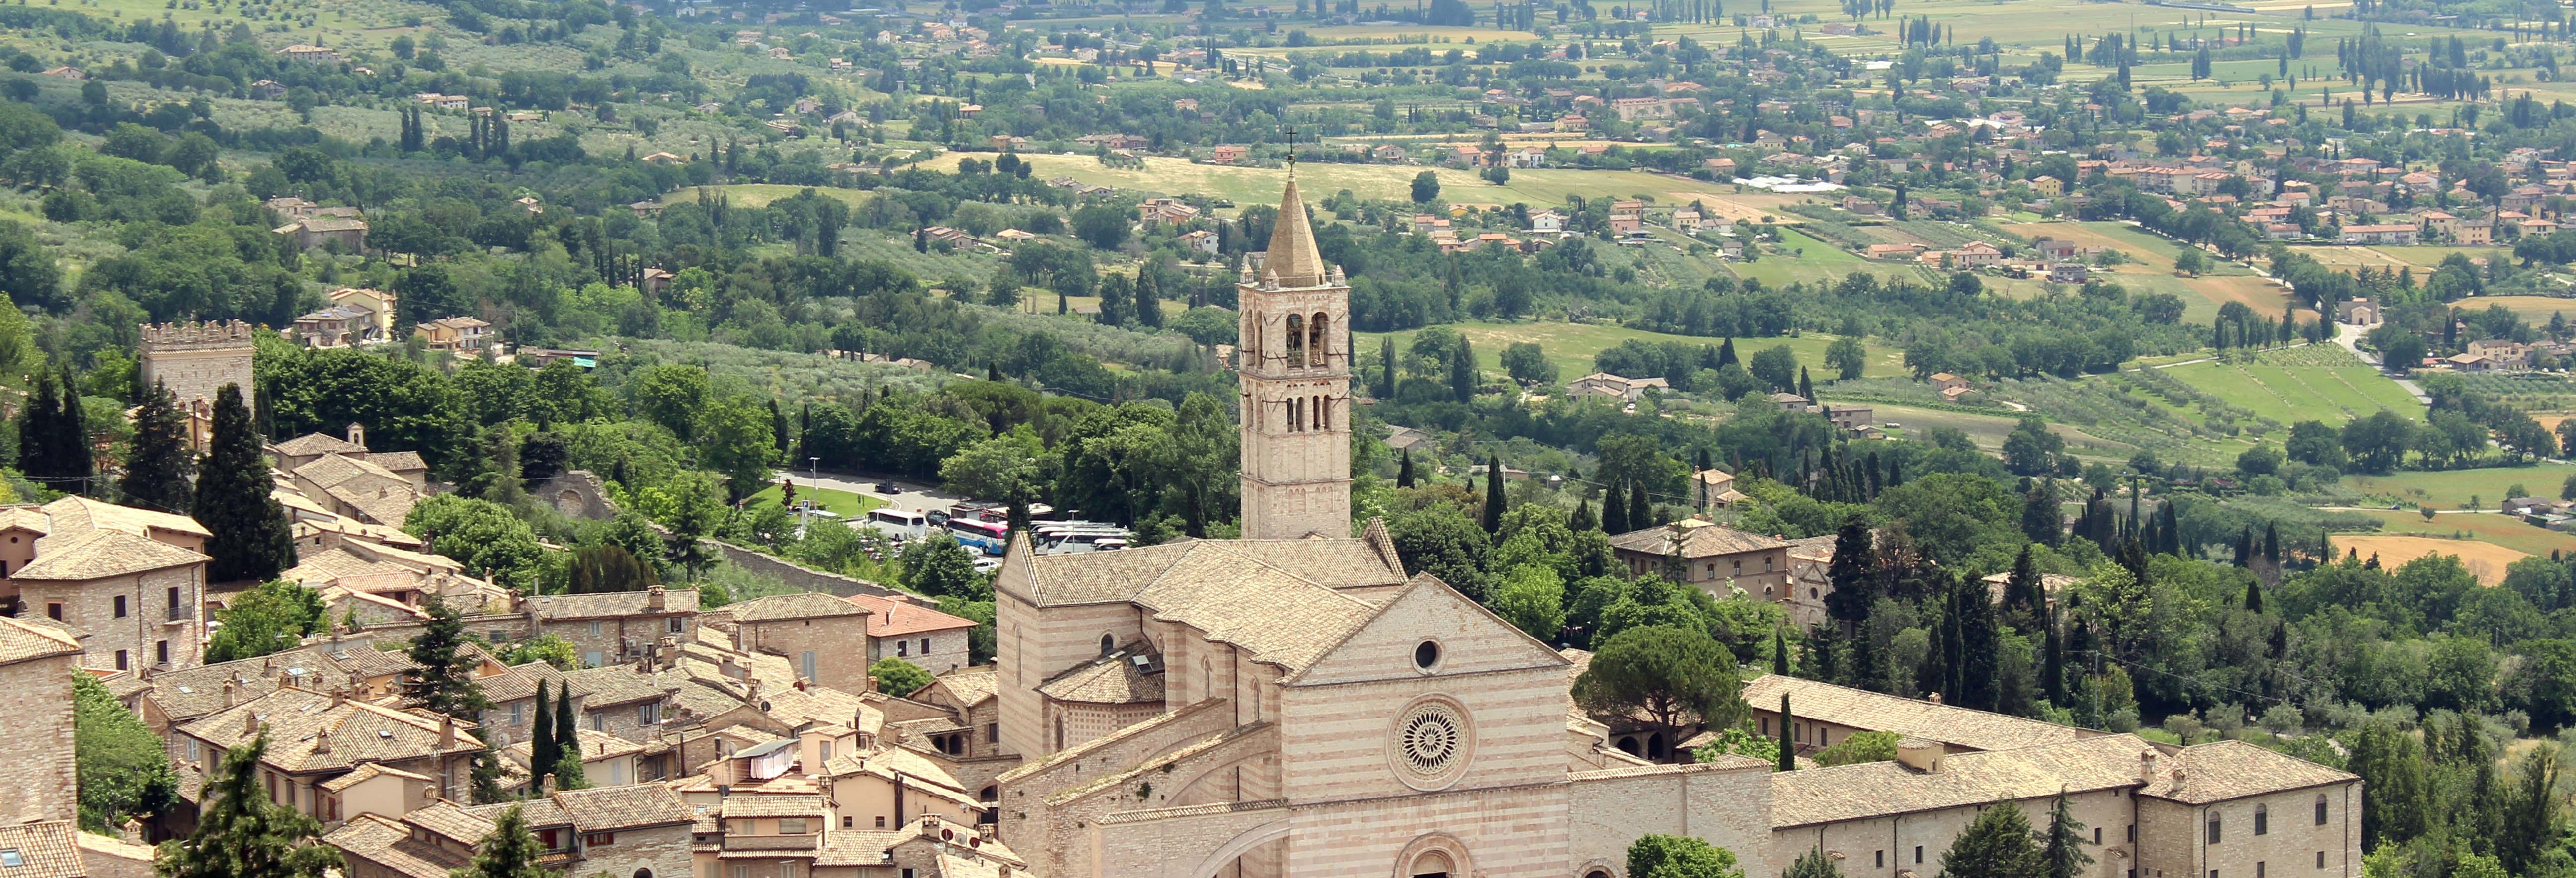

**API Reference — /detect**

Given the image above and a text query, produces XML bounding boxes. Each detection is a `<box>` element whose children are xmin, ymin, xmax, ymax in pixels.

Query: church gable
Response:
<box><xmin>1288</xmin><ymin>575</ymin><xmax>1568</xmax><ymax>687</ymax></box>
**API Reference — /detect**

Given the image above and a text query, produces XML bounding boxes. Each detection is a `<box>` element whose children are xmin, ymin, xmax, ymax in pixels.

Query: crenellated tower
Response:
<box><xmin>1235</xmin><ymin>165</ymin><xmax>1353</xmax><ymax>539</ymax></box>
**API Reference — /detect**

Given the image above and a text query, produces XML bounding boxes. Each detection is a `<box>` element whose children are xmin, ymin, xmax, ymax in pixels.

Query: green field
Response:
<box><xmin>2340</xmin><ymin>466</ymin><xmax>2576</xmax><ymax>510</ymax></box>
<box><xmin>1868</xmin><ymin>403</ymin><xmax>2140</xmax><ymax>462</ymax></box>
<box><xmin>1361</xmin><ymin>320</ymin><xmax>1904</xmax><ymax>387</ymax></box>
<box><xmin>750</xmin><ymin>483</ymin><xmax>886</xmax><ymax>519</ymax></box>
<box><xmin>927</xmin><ymin>153</ymin><xmax>1812</xmax><ymax>217</ymax></box>
<box><xmin>2162</xmin><ymin>361</ymin><xmax>2424</xmax><ymax>426</ymax></box>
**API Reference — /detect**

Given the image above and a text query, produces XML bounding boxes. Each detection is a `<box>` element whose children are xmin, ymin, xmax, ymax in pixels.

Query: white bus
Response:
<box><xmin>861</xmin><ymin>508</ymin><xmax>931</xmax><ymax>542</ymax></box>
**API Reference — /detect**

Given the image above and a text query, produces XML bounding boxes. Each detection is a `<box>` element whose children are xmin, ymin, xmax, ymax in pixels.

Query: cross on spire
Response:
<box><xmin>1285</xmin><ymin>126</ymin><xmax>1299</xmax><ymax>173</ymax></box>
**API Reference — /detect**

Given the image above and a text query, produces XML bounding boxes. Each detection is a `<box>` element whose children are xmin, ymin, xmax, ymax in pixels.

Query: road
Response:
<box><xmin>2329</xmin><ymin>322</ymin><xmax>2429</xmax><ymax>403</ymax></box>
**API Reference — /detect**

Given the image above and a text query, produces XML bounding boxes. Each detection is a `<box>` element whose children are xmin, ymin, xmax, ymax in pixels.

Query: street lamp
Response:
<box><xmin>808</xmin><ymin>456</ymin><xmax>820</xmax><ymax>479</ymax></box>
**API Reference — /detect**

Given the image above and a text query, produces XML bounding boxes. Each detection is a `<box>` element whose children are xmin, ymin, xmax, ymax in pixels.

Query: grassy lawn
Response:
<box><xmin>1361</xmin><ymin>320</ymin><xmax>1906</xmax><ymax>385</ymax></box>
<box><xmin>750</xmin><ymin>483</ymin><xmax>886</xmax><ymax>519</ymax></box>
<box><xmin>2163</xmin><ymin>361</ymin><xmax>2421</xmax><ymax>425</ymax></box>
<box><xmin>2340</xmin><ymin>465</ymin><xmax>2576</xmax><ymax>510</ymax></box>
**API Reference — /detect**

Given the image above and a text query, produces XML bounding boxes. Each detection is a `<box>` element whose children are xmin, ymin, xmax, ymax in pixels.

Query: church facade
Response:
<box><xmin>986</xmin><ymin>172</ymin><xmax>1775</xmax><ymax>877</ymax></box>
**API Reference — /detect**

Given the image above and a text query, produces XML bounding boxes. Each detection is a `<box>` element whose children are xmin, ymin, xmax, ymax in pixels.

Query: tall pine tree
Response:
<box><xmin>2040</xmin><ymin>790</ymin><xmax>2094</xmax><ymax>878</ymax></box>
<box><xmin>1602</xmin><ymin>480</ymin><xmax>1630</xmax><ymax>535</ymax></box>
<box><xmin>196</xmin><ymin>384</ymin><xmax>296</xmax><ymax>582</ymax></box>
<box><xmin>121</xmin><ymin>378</ymin><xmax>195</xmax><ymax>513</ymax></box>
<box><xmin>405</xmin><ymin>597</ymin><xmax>490</xmax><ymax>718</ymax></box>
<box><xmin>1482</xmin><ymin>454</ymin><xmax>1507</xmax><ymax>532</ymax></box>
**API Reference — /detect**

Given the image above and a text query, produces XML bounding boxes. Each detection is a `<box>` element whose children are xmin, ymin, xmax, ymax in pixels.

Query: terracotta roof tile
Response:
<box><xmin>0</xmin><ymin>616</ymin><xmax>81</xmax><ymax>664</ymax></box>
<box><xmin>524</xmin><ymin>589</ymin><xmax>698</xmax><ymax>621</ymax></box>
<box><xmin>12</xmin><ymin>531</ymin><xmax>208</xmax><ymax>581</ymax></box>
<box><xmin>718</xmin><ymin>592</ymin><xmax>871</xmax><ymax>623</ymax></box>
<box><xmin>323</xmin><ymin>815</ymin><xmax>470</xmax><ymax>878</ymax></box>
<box><xmin>844</xmin><ymin>593</ymin><xmax>977</xmax><ymax>637</ymax></box>
<box><xmin>276</xmin><ymin>433</ymin><xmax>368</xmax><ymax>456</ymax></box>
<box><xmin>1607</xmin><ymin>521</ymin><xmax>1789</xmax><ymax>559</ymax></box>
<box><xmin>0</xmin><ymin>821</ymin><xmax>83</xmax><ymax>878</ymax></box>
<box><xmin>2142</xmin><ymin>740</ymin><xmax>2357</xmax><ymax>804</ymax></box>
<box><xmin>550</xmin><ymin>784</ymin><xmax>696</xmax><ymax>830</ymax></box>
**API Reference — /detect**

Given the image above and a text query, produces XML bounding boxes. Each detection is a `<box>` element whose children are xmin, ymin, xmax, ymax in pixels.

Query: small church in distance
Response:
<box><xmin>981</xmin><ymin>173</ymin><xmax>2362</xmax><ymax>878</ymax></box>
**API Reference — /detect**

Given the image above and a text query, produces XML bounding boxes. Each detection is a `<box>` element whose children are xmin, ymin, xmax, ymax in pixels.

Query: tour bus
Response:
<box><xmin>861</xmin><ymin>508</ymin><xmax>931</xmax><ymax>542</ymax></box>
<box><xmin>1035</xmin><ymin>524</ymin><xmax>1133</xmax><ymax>554</ymax></box>
<box><xmin>945</xmin><ymin>517</ymin><xmax>1012</xmax><ymax>555</ymax></box>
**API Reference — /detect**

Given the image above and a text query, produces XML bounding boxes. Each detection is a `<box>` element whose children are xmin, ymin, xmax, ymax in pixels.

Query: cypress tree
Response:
<box><xmin>2244</xmin><ymin>580</ymin><xmax>2265</xmax><ymax>614</ymax></box>
<box><xmin>2263</xmin><ymin>522</ymin><xmax>2281</xmax><ymax>565</ymax></box>
<box><xmin>2233</xmin><ymin>527</ymin><xmax>2253</xmax><ymax>567</ymax></box>
<box><xmin>1775</xmin><ymin>693</ymin><xmax>1796</xmax><ymax>772</ymax></box>
<box><xmin>530</xmin><ymin>680</ymin><xmax>558</xmax><ymax>790</ymax></box>
<box><xmin>1717</xmin><ymin>337</ymin><xmax>1738</xmax><ymax>368</ymax></box>
<box><xmin>1626</xmin><ymin>479</ymin><xmax>1653</xmax><ymax>530</ymax></box>
<box><xmin>1602</xmin><ymin>480</ymin><xmax>1630</xmax><ymax>535</ymax></box>
<box><xmin>1771</xmin><ymin>626</ymin><xmax>1790</xmax><ymax>676</ymax></box>
<box><xmin>196</xmin><ymin>384</ymin><xmax>297</xmax><ymax>582</ymax></box>
<box><xmin>1797</xmin><ymin>366</ymin><xmax>1813</xmax><ymax>400</ymax></box>
<box><xmin>1482</xmin><ymin>454</ymin><xmax>1506</xmax><ymax>533</ymax></box>
<box><xmin>1376</xmin><ymin>335</ymin><xmax>1398</xmax><ymax>398</ymax></box>
<box><xmin>2042</xmin><ymin>607</ymin><xmax>2066</xmax><ymax>705</ymax></box>
<box><xmin>1396</xmin><ymin>449</ymin><xmax>1415</xmax><ymax>487</ymax></box>
<box><xmin>54</xmin><ymin>367</ymin><xmax>86</xmax><ymax>495</ymax></box>
<box><xmin>1571</xmin><ymin>498</ymin><xmax>1597</xmax><ymax>532</ymax></box>
<box><xmin>121</xmin><ymin>378</ymin><xmax>195</xmax><ymax>513</ymax></box>
<box><xmin>1449</xmin><ymin>340</ymin><xmax>1478</xmax><ymax>403</ymax></box>
<box><xmin>555</xmin><ymin>682</ymin><xmax>581</xmax><ymax>765</ymax></box>
<box><xmin>14</xmin><ymin>365</ymin><xmax>57</xmax><ymax>486</ymax></box>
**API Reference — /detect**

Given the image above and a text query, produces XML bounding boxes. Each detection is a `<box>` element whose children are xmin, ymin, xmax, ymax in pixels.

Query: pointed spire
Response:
<box><xmin>1264</xmin><ymin>168</ymin><xmax>1329</xmax><ymax>288</ymax></box>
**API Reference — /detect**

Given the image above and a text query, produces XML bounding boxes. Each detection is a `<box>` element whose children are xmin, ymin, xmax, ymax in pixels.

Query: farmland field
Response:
<box><xmin>2340</xmin><ymin>466</ymin><xmax>2576</xmax><ymax>510</ymax></box>
<box><xmin>2003</xmin><ymin>221</ymin><xmax>2304</xmax><ymax>321</ymax></box>
<box><xmin>2347</xmin><ymin>510</ymin><xmax>2576</xmax><ymax>562</ymax></box>
<box><xmin>2331</xmin><ymin>533</ymin><xmax>2530</xmax><ymax>586</ymax></box>
<box><xmin>2161</xmin><ymin>361</ymin><xmax>2423</xmax><ymax>426</ymax></box>
<box><xmin>2462</xmin><ymin>295</ymin><xmax>2576</xmax><ymax>324</ymax></box>
<box><xmin>1868</xmin><ymin>403</ymin><xmax>2141</xmax><ymax>462</ymax></box>
<box><xmin>925</xmin><ymin>153</ymin><xmax>1807</xmax><ymax>218</ymax></box>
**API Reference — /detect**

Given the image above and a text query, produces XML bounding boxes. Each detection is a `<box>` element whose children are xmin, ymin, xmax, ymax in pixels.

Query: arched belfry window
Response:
<box><xmin>1308</xmin><ymin>313</ymin><xmax>1328</xmax><ymax>367</ymax></box>
<box><xmin>1284</xmin><ymin>314</ymin><xmax>1305</xmax><ymax>364</ymax></box>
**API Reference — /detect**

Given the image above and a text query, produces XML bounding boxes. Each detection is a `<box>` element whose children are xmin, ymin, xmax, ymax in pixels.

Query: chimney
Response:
<box><xmin>221</xmin><ymin>680</ymin><xmax>237</xmax><ymax>708</ymax></box>
<box><xmin>242</xmin><ymin>712</ymin><xmax>261</xmax><ymax>736</ymax></box>
<box><xmin>1895</xmin><ymin>738</ymin><xmax>1942</xmax><ymax>773</ymax></box>
<box><xmin>314</xmin><ymin>726</ymin><xmax>333</xmax><ymax>754</ymax></box>
<box><xmin>648</xmin><ymin>586</ymin><xmax>667</xmax><ymax>611</ymax></box>
<box><xmin>439</xmin><ymin>716</ymin><xmax>458</xmax><ymax>748</ymax></box>
<box><xmin>1926</xmin><ymin>691</ymin><xmax>1943</xmax><ymax>706</ymax></box>
<box><xmin>346</xmin><ymin>422</ymin><xmax>366</xmax><ymax>449</ymax></box>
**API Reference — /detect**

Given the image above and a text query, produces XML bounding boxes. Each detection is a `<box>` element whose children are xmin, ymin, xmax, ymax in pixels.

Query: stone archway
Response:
<box><xmin>1390</xmin><ymin>831</ymin><xmax>1477</xmax><ymax>878</ymax></box>
<box><xmin>1184</xmin><ymin>818</ymin><xmax>1292</xmax><ymax>878</ymax></box>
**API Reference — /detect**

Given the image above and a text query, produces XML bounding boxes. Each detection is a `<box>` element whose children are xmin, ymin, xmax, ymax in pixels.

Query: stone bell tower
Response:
<box><xmin>1235</xmin><ymin>161</ymin><xmax>1352</xmax><ymax>540</ymax></box>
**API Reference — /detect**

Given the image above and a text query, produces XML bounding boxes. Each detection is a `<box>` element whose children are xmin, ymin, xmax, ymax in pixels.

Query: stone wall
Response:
<box><xmin>573</xmin><ymin>820</ymin><xmax>696</xmax><ymax>878</ymax></box>
<box><xmin>138</xmin><ymin>321</ymin><xmax>256</xmax><ymax>407</ymax></box>
<box><xmin>739</xmin><ymin>616</ymin><xmax>872</xmax><ymax>694</ymax></box>
<box><xmin>2139</xmin><ymin>783</ymin><xmax>2363</xmax><ymax>878</ymax></box>
<box><xmin>536</xmin><ymin>471</ymin><xmax>620</xmax><ymax>520</ymax></box>
<box><xmin>1571</xmin><ymin>762</ymin><xmax>1774</xmax><ymax>877</ymax></box>
<box><xmin>0</xmin><ymin>652</ymin><xmax>78</xmax><ymax>824</ymax></box>
<box><xmin>17</xmin><ymin>566</ymin><xmax>204</xmax><ymax>671</ymax></box>
<box><xmin>1766</xmin><ymin>788</ymin><xmax>2132</xmax><ymax>878</ymax></box>
<box><xmin>708</xmin><ymin>539</ymin><xmax>899</xmax><ymax>599</ymax></box>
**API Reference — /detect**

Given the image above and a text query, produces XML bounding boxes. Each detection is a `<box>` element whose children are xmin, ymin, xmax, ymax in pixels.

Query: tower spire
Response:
<box><xmin>1235</xmin><ymin>146</ymin><xmax>1352</xmax><ymax>540</ymax></box>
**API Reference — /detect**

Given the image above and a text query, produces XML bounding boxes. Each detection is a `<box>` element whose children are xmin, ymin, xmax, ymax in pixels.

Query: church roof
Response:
<box><xmin>1035</xmin><ymin>643</ymin><xmax>1165</xmax><ymax>705</ymax></box>
<box><xmin>1770</xmin><ymin>733</ymin><xmax>2155</xmax><ymax>828</ymax></box>
<box><xmin>1607</xmin><ymin>521</ymin><xmax>1790</xmax><ymax>559</ymax></box>
<box><xmin>2138</xmin><ymin>739</ymin><xmax>2358</xmax><ymax>804</ymax></box>
<box><xmin>1743</xmin><ymin>674</ymin><xmax>2087</xmax><ymax>753</ymax></box>
<box><xmin>1260</xmin><ymin>173</ymin><xmax>1328</xmax><ymax>287</ymax></box>
<box><xmin>1009</xmin><ymin>536</ymin><xmax>1406</xmax><ymax>607</ymax></box>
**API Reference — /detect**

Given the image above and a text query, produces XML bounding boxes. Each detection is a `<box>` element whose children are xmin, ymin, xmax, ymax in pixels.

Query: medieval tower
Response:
<box><xmin>1236</xmin><ymin>166</ymin><xmax>1353</xmax><ymax>539</ymax></box>
<box><xmin>138</xmin><ymin>320</ymin><xmax>257</xmax><ymax>446</ymax></box>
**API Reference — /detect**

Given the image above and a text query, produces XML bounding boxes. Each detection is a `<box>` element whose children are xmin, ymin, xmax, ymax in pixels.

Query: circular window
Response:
<box><xmin>1387</xmin><ymin>696</ymin><xmax>1474</xmax><ymax>790</ymax></box>
<box><xmin>1413</xmin><ymin>640</ymin><xmax>1441</xmax><ymax>671</ymax></box>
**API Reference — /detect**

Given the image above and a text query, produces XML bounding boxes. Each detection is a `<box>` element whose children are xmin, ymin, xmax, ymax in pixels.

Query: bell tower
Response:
<box><xmin>1236</xmin><ymin>151</ymin><xmax>1352</xmax><ymax>540</ymax></box>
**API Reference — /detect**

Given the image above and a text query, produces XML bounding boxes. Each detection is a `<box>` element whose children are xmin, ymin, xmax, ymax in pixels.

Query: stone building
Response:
<box><xmin>1233</xmin><ymin>172</ymin><xmax>1353</xmax><ymax>541</ymax></box>
<box><xmin>844</xmin><ymin>591</ymin><xmax>977</xmax><ymax>674</ymax></box>
<box><xmin>173</xmin><ymin>688</ymin><xmax>486</xmax><ymax>819</ymax></box>
<box><xmin>138</xmin><ymin>321</ymin><xmax>256</xmax><ymax>447</ymax></box>
<box><xmin>1739</xmin><ymin>675</ymin><xmax>2363</xmax><ymax>878</ymax></box>
<box><xmin>1607</xmin><ymin>520</ymin><xmax>1793</xmax><ymax>599</ymax></box>
<box><xmin>0</xmin><ymin>497</ymin><xmax>214</xmax><ymax>672</ymax></box>
<box><xmin>0</xmin><ymin>616</ymin><xmax>81</xmax><ymax>825</ymax></box>
<box><xmin>327</xmin><ymin>784</ymin><xmax>696</xmax><ymax>878</ymax></box>
<box><xmin>986</xmin><ymin>173</ymin><xmax>1779</xmax><ymax>878</ymax></box>
<box><xmin>708</xmin><ymin>591</ymin><xmax>877</xmax><ymax>693</ymax></box>
<box><xmin>521</xmin><ymin>587</ymin><xmax>700</xmax><ymax>667</ymax></box>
